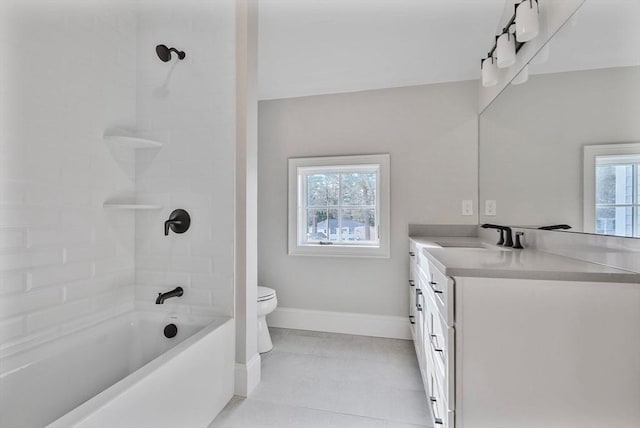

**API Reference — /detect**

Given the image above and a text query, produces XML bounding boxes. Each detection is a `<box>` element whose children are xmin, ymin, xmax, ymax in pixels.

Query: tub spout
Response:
<box><xmin>156</xmin><ymin>287</ymin><xmax>184</xmax><ymax>304</ymax></box>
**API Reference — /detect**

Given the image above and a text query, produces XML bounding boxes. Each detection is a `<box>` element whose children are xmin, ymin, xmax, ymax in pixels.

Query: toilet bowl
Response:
<box><xmin>257</xmin><ymin>286</ymin><xmax>277</xmax><ymax>353</ymax></box>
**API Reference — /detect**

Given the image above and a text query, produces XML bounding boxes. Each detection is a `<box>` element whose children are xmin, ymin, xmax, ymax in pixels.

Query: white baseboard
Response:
<box><xmin>234</xmin><ymin>353</ymin><xmax>261</xmax><ymax>397</ymax></box>
<box><xmin>267</xmin><ymin>307</ymin><xmax>411</xmax><ymax>340</ymax></box>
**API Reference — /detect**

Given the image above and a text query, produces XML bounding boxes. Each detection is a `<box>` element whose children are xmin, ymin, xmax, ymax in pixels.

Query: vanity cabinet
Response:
<box><xmin>408</xmin><ymin>238</ymin><xmax>640</xmax><ymax>428</ymax></box>
<box><xmin>410</xmin><ymin>244</ymin><xmax>455</xmax><ymax>427</ymax></box>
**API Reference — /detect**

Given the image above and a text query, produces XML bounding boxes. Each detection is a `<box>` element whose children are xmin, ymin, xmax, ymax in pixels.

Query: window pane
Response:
<box><xmin>326</xmin><ymin>209</ymin><xmax>339</xmax><ymax>241</ymax></box>
<box><xmin>308</xmin><ymin>209</ymin><xmax>339</xmax><ymax>242</ymax></box>
<box><xmin>341</xmin><ymin>209</ymin><xmax>377</xmax><ymax>242</ymax></box>
<box><xmin>595</xmin><ymin>206</ymin><xmax>633</xmax><ymax>236</ymax></box>
<box><xmin>637</xmin><ymin>166</ymin><xmax>640</xmax><ymax>202</ymax></box>
<box><xmin>307</xmin><ymin>173</ymin><xmax>339</xmax><ymax>207</ymax></box>
<box><xmin>596</xmin><ymin>164</ymin><xmax>633</xmax><ymax>204</ymax></box>
<box><xmin>306</xmin><ymin>209</ymin><xmax>327</xmax><ymax>241</ymax></box>
<box><xmin>340</xmin><ymin>172</ymin><xmax>376</xmax><ymax>206</ymax></box>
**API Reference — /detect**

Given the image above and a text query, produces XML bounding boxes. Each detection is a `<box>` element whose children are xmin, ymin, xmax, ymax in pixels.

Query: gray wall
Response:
<box><xmin>480</xmin><ymin>66</ymin><xmax>640</xmax><ymax>230</ymax></box>
<box><xmin>258</xmin><ymin>82</ymin><xmax>478</xmax><ymax>317</ymax></box>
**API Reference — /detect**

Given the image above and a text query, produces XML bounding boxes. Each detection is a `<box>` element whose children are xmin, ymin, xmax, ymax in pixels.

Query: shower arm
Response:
<box><xmin>168</xmin><ymin>47</ymin><xmax>185</xmax><ymax>58</ymax></box>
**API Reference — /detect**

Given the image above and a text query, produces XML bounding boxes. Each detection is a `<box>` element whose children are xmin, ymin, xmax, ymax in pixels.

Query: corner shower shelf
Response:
<box><xmin>103</xmin><ymin>134</ymin><xmax>163</xmax><ymax>149</ymax></box>
<box><xmin>103</xmin><ymin>202</ymin><xmax>162</xmax><ymax>210</ymax></box>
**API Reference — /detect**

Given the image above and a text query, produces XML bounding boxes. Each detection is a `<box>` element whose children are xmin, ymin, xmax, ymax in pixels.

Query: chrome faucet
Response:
<box><xmin>156</xmin><ymin>286</ymin><xmax>184</xmax><ymax>304</ymax></box>
<box><xmin>481</xmin><ymin>224</ymin><xmax>514</xmax><ymax>247</ymax></box>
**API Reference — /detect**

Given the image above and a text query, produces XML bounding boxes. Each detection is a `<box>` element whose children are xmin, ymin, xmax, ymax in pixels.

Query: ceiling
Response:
<box><xmin>258</xmin><ymin>0</ymin><xmax>506</xmax><ymax>100</ymax></box>
<box><xmin>529</xmin><ymin>0</ymin><xmax>640</xmax><ymax>76</ymax></box>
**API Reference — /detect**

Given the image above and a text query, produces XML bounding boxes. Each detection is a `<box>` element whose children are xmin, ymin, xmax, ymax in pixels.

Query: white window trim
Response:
<box><xmin>583</xmin><ymin>142</ymin><xmax>640</xmax><ymax>234</ymax></box>
<box><xmin>288</xmin><ymin>154</ymin><xmax>390</xmax><ymax>258</ymax></box>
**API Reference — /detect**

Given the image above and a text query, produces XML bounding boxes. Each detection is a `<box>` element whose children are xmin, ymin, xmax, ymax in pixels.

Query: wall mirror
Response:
<box><xmin>479</xmin><ymin>0</ymin><xmax>640</xmax><ymax>237</ymax></box>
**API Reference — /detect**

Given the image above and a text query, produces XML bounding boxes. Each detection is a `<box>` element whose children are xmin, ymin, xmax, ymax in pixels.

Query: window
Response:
<box><xmin>288</xmin><ymin>154</ymin><xmax>390</xmax><ymax>257</ymax></box>
<box><xmin>584</xmin><ymin>143</ymin><xmax>640</xmax><ymax>237</ymax></box>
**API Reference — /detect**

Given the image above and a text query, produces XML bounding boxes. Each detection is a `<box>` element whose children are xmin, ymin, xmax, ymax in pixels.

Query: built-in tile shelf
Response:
<box><xmin>103</xmin><ymin>129</ymin><xmax>163</xmax><ymax>181</ymax></box>
<box><xmin>103</xmin><ymin>134</ymin><xmax>163</xmax><ymax>149</ymax></box>
<box><xmin>103</xmin><ymin>202</ymin><xmax>162</xmax><ymax>210</ymax></box>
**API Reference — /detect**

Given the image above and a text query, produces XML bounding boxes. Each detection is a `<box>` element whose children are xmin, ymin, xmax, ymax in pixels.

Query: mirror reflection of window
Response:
<box><xmin>584</xmin><ymin>144</ymin><xmax>640</xmax><ymax>237</ymax></box>
<box><xmin>595</xmin><ymin>156</ymin><xmax>640</xmax><ymax>237</ymax></box>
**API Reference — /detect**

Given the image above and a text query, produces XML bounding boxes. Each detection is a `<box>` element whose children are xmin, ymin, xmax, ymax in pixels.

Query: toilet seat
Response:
<box><xmin>258</xmin><ymin>286</ymin><xmax>276</xmax><ymax>302</ymax></box>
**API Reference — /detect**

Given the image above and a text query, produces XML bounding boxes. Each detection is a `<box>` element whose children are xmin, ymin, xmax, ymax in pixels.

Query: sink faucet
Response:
<box><xmin>156</xmin><ymin>286</ymin><xmax>184</xmax><ymax>304</ymax></box>
<box><xmin>481</xmin><ymin>224</ymin><xmax>514</xmax><ymax>247</ymax></box>
<box><xmin>538</xmin><ymin>224</ymin><xmax>572</xmax><ymax>230</ymax></box>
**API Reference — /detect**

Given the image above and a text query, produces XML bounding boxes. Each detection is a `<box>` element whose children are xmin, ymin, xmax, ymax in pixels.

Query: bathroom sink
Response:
<box><xmin>434</xmin><ymin>242</ymin><xmax>488</xmax><ymax>249</ymax></box>
<box><xmin>433</xmin><ymin>242</ymin><xmax>511</xmax><ymax>251</ymax></box>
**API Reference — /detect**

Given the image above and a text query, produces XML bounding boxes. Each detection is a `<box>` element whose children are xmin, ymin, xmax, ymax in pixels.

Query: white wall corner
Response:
<box><xmin>267</xmin><ymin>307</ymin><xmax>412</xmax><ymax>340</ymax></box>
<box><xmin>234</xmin><ymin>353</ymin><xmax>261</xmax><ymax>397</ymax></box>
<box><xmin>235</xmin><ymin>0</ymin><xmax>260</xmax><ymax>387</ymax></box>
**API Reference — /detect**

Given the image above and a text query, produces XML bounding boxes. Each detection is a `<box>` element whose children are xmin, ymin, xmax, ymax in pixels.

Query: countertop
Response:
<box><xmin>410</xmin><ymin>236</ymin><xmax>640</xmax><ymax>283</ymax></box>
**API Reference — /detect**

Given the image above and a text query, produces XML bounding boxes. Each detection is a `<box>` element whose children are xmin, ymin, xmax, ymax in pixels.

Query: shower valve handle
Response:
<box><xmin>164</xmin><ymin>209</ymin><xmax>191</xmax><ymax>236</ymax></box>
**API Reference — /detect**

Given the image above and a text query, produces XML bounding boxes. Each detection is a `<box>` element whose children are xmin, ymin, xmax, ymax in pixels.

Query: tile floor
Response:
<box><xmin>210</xmin><ymin>328</ymin><xmax>432</xmax><ymax>428</ymax></box>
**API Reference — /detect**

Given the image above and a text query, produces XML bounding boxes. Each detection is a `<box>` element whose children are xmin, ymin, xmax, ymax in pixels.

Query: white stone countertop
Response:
<box><xmin>410</xmin><ymin>236</ymin><xmax>640</xmax><ymax>283</ymax></box>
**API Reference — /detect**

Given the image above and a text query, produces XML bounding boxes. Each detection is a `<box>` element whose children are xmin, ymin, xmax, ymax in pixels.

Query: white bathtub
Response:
<box><xmin>0</xmin><ymin>311</ymin><xmax>234</xmax><ymax>428</ymax></box>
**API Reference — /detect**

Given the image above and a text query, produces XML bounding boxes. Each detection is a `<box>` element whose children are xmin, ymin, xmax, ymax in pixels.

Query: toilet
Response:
<box><xmin>257</xmin><ymin>286</ymin><xmax>277</xmax><ymax>353</ymax></box>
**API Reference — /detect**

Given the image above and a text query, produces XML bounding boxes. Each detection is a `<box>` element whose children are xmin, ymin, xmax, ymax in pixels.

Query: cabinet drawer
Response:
<box><xmin>409</xmin><ymin>240</ymin><xmax>418</xmax><ymax>259</ymax></box>
<box><xmin>413</xmin><ymin>278</ymin><xmax>427</xmax><ymax>363</ymax></box>
<box><xmin>425</xmin><ymin>259</ymin><xmax>454</xmax><ymax>326</ymax></box>
<box><xmin>426</xmin><ymin>293</ymin><xmax>455</xmax><ymax>409</ymax></box>
<box><xmin>408</xmin><ymin>277</ymin><xmax>416</xmax><ymax>336</ymax></box>
<box><xmin>417</xmin><ymin>250</ymin><xmax>431</xmax><ymax>280</ymax></box>
<box><xmin>427</xmin><ymin>358</ymin><xmax>454</xmax><ymax>428</ymax></box>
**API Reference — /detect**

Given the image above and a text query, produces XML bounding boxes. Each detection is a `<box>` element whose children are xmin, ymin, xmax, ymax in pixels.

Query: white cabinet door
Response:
<box><xmin>456</xmin><ymin>277</ymin><xmax>640</xmax><ymax>428</ymax></box>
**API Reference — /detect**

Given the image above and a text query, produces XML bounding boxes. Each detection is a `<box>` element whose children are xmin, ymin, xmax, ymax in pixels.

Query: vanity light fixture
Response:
<box><xmin>515</xmin><ymin>0</ymin><xmax>540</xmax><ymax>42</ymax></box>
<box><xmin>496</xmin><ymin>31</ymin><xmax>516</xmax><ymax>68</ymax></box>
<box><xmin>481</xmin><ymin>56</ymin><xmax>498</xmax><ymax>87</ymax></box>
<box><xmin>480</xmin><ymin>0</ymin><xmax>539</xmax><ymax>86</ymax></box>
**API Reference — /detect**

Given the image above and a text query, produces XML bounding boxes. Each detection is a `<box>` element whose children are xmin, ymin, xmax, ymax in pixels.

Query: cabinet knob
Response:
<box><xmin>408</xmin><ymin>280</ymin><xmax>415</xmax><ymax>287</ymax></box>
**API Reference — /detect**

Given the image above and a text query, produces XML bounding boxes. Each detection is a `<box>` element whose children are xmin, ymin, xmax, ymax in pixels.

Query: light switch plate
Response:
<box><xmin>485</xmin><ymin>200</ymin><xmax>497</xmax><ymax>216</ymax></box>
<box><xmin>462</xmin><ymin>200</ymin><xmax>473</xmax><ymax>216</ymax></box>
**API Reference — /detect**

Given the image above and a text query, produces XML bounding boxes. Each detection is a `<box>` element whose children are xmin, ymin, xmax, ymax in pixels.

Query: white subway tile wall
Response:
<box><xmin>0</xmin><ymin>0</ymin><xmax>236</xmax><ymax>352</ymax></box>
<box><xmin>0</xmin><ymin>0</ymin><xmax>137</xmax><ymax>347</ymax></box>
<box><xmin>134</xmin><ymin>0</ymin><xmax>236</xmax><ymax>318</ymax></box>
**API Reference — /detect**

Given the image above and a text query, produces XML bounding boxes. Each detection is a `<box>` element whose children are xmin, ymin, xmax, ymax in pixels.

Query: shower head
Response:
<box><xmin>156</xmin><ymin>44</ymin><xmax>186</xmax><ymax>62</ymax></box>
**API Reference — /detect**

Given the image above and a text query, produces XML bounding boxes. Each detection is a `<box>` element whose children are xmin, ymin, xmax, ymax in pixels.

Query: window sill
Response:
<box><xmin>288</xmin><ymin>244</ymin><xmax>390</xmax><ymax>258</ymax></box>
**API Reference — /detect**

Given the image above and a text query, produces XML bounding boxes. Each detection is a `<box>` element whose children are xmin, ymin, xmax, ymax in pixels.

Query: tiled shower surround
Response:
<box><xmin>0</xmin><ymin>0</ymin><xmax>235</xmax><ymax>350</ymax></box>
<box><xmin>133</xmin><ymin>0</ymin><xmax>235</xmax><ymax>316</ymax></box>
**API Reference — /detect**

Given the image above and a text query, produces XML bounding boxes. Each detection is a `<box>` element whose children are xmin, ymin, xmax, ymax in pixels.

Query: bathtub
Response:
<box><xmin>0</xmin><ymin>311</ymin><xmax>234</xmax><ymax>428</ymax></box>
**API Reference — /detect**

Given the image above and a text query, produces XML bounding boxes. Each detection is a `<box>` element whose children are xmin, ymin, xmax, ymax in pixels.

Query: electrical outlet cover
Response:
<box><xmin>462</xmin><ymin>200</ymin><xmax>473</xmax><ymax>216</ymax></box>
<box><xmin>485</xmin><ymin>200</ymin><xmax>497</xmax><ymax>216</ymax></box>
